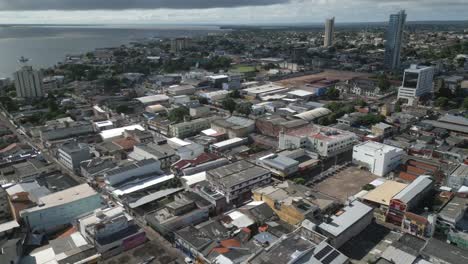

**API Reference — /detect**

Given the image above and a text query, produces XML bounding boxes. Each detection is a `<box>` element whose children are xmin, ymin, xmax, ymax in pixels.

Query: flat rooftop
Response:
<box><xmin>319</xmin><ymin>201</ymin><xmax>373</xmax><ymax>237</ymax></box>
<box><xmin>354</xmin><ymin>141</ymin><xmax>403</xmax><ymax>154</ymax></box>
<box><xmin>362</xmin><ymin>180</ymin><xmax>408</xmax><ymax>206</ymax></box>
<box><xmin>22</xmin><ymin>184</ymin><xmax>98</xmax><ymax>214</ymax></box>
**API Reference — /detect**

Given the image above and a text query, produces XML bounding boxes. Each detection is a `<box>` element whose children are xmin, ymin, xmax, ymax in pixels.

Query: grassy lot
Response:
<box><xmin>232</xmin><ymin>65</ymin><xmax>257</xmax><ymax>73</ymax></box>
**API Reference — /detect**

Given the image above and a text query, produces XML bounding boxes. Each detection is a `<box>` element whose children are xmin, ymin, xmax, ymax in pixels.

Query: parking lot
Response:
<box><xmin>311</xmin><ymin>165</ymin><xmax>378</xmax><ymax>202</ymax></box>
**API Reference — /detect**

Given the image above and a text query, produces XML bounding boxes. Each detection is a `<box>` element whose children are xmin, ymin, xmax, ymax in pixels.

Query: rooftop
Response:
<box><xmin>319</xmin><ymin>201</ymin><xmax>373</xmax><ymax>237</ymax></box>
<box><xmin>100</xmin><ymin>125</ymin><xmax>145</xmax><ymax>140</ymax></box>
<box><xmin>294</xmin><ymin>108</ymin><xmax>332</xmax><ymax>121</ymax></box>
<box><xmin>136</xmin><ymin>94</ymin><xmax>170</xmax><ymax>104</ymax></box>
<box><xmin>362</xmin><ymin>180</ymin><xmax>408</xmax><ymax>206</ymax></box>
<box><xmin>286</xmin><ymin>124</ymin><xmax>357</xmax><ymax>142</ymax></box>
<box><xmin>207</xmin><ymin>160</ymin><xmax>270</xmax><ymax>188</ymax></box>
<box><xmin>354</xmin><ymin>141</ymin><xmax>403</xmax><ymax>155</ymax></box>
<box><xmin>450</xmin><ymin>164</ymin><xmax>468</xmax><ymax>178</ymax></box>
<box><xmin>21</xmin><ymin>184</ymin><xmax>98</xmax><ymax>214</ymax></box>
<box><xmin>392</xmin><ymin>175</ymin><xmax>433</xmax><ymax>204</ymax></box>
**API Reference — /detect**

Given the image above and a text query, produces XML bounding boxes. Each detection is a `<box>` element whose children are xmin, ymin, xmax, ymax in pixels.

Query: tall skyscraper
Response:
<box><xmin>324</xmin><ymin>17</ymin><xmax>335</xmax><ymax>48</ymax></box>
<box><xmin>397</xmin><ymin>64</ymin><xmax>434</xmax><ymax>105</ymax></box>
<box><xmin>14</xmin><ymin>63</ymin><xmax>44</xmax><ymax>98</ymax></box>
<box><xmin>384</xmin><ymin>10</ymin><xmax>407</xmax><ymax>70</ymax></box>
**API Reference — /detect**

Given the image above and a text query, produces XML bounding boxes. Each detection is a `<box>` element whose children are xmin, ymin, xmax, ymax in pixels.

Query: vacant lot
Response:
<box><xmin>312</xmin><ymin>166</ymin><xmax>378</xmax><ymax>202</ymax></box>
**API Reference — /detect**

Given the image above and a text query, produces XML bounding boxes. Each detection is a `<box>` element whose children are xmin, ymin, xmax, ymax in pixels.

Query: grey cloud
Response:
<box><xmin>0</xmin><ymin>0</ymin><xmax>291</xmax><ymax>10</ymax></box>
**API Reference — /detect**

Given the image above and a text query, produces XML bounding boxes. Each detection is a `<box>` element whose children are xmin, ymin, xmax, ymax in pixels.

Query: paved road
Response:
<box><xmin>0</xmin><ymin>110</ymin><xmax>85</xmax><ymax>184</ymax></box>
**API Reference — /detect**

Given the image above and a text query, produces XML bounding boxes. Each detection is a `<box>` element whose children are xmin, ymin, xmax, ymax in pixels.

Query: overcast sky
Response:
<box><xmin>0</xmin><ymin>0</ymin><xmax>467</xmax><ymax>24</ymax></box>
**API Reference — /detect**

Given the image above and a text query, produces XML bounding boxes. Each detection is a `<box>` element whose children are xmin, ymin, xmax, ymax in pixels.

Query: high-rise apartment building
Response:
<box><xmin>13</xmin><ymin>65</ymin><xmax>44</xmax><ymax>98</ymax></box>
<box><xmin>384</xmin><ymin>10</ymin><xmax>406</xmax><ymax>70</ymax></box>
<box><xmin>324</xmin><ymin>17</ymin><xmax>335</xmax><ymax>48</ymax></box>
<box><xmin>397</xmin><ymin>65</ymin><xmax>434</xmax><ymax>105</ymax></box>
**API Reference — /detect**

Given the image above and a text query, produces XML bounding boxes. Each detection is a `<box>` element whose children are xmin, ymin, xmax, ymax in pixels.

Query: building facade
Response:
<box><xmin>353</xmin><ymin>141</ymin><xmax>404</xmax><ymax>177</ymax></box>
<box><xmin>58</xmin><ymin>141</ymin><xmax>91</xmax><ymax>173</ymax></box>
<box><xmin>20</xmin><ymin>184</ymin><xmax>102</xmax><ymax>233</ymax></box>
<box><xmin>324</xmin><ymin>17</ymin><xmax>335</xmax><ymax>48</ymax></box>
<box><xmin>14</xmin><ymin>65</ymin><xmax>44</xmax><ymax>98</ymax></box>
<box><xmin>398</xmin><ymin>65</ymin><xmax>434</xmax><ymax>105</ymax></box>
<box><xmin>384</xmin><ymin>10</ymin><xmax>406</xmax><ymax>70</ymax></box>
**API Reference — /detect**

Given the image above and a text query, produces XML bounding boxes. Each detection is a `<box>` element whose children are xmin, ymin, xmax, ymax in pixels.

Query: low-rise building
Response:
<box><xmin>104</xmin><ymin>158</ymin><xmax>161</xmax><ymax>186</ymax></box>
<box><xmin>169</xmin><ymin>118</ymin><xmax>211</xmax><ymax>139</ymax></box>
<box><xmin>80</xmin><ymin>157</ymin><xmax>116</xmax><ymax>180</ymax></box>
<box><xmin>207</xmin><ymin>160</ymin><xmax>271</xmax><ymax>205</ymax></box>
<box><xmin>361</xmin><ymin>180</ymin><xmax>408</xmax><ymax>222</ymax></box>
<box><xmin>20</xmin><ymin>184</ymin><xmax>102</xmax><ymax>233</ymax></box>
<box><xmin>78</xmin><ymin>206</ymin><xmax>146</xmax><ymax>258</ymax></box>
<box><xmin>318</xmin><ymin>201</ymin><xmax>373</xmax><ymax>248</ymax></box>
<box><xmin>279</xmin><ymin>125</ymin><xmax>358</xmax><ymax>157</ymax></box>
<box><xmin>146</xmin><ymin>192</ymin><xmax>213</xmax><ymax>238</ymax></box>
<box><xmin>257</xmin><ymin>153</ymin><xmax>299</xmax><ymax>178</ymax></box>
<box><xmin>372</xmin><ymin>122</ymin><xmax>395</xmax><ymax>138</ymax></box>
<box><xmin>353</xmin><ymin>141</ymin><xmax>404</xmax><ymax>177</ymax></box>
<box><xmin>253</xmin><ymin>181</ymin><xmax>336</xmax><ymax>225</ymax></box>
<box><xmin>129</xmin><ymin>142</ymin><xmax>179</xmax><ymax>170</ymax></box>
<box><xmin>57</xmin><ymin>141</ymin><xmax>91</xmax><ymax>173</ymax></box>
<box><xmin>211</xmin><ymin>116</ymin><xmax>255</xmax><ymax>139</ymax></box>
<box><xmin>447</xmin><ymin>164</ymin><xmax>468</xmax><ymax>189</ymax></box>
<box><xmin>386</xmin><ymin>175</ymin><xmax>434</xmax><ymax>225</ymax></box>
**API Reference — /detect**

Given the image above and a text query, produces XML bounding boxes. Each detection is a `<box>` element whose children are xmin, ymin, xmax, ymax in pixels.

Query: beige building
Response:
<box><xmin>360</xmin><ymin>180</ymin><xmax>408</xmax><ymax>221</ymax></box>
<box><xmin>169</xmin><ymin>118</ymin><xmax>210</xmax><ymax>139</ymax></box>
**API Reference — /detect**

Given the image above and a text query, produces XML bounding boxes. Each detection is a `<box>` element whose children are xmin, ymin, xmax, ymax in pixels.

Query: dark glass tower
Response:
<box><xmin>384</xmin><ymin>10</ymin><xmax>406</xmax><ymax>70</ymax></box>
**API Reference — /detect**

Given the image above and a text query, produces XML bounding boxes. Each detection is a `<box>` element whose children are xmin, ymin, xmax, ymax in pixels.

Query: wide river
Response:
<box><xmin>0</xmin><ymin>24</ymin><xmax>222</xmax><ymax>78</ymax></box>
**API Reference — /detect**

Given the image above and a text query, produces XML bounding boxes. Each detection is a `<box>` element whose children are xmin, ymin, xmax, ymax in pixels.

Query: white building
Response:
<box><xmin>353</xmin><ymin>141</ymin><xmax>404</xmax><ymax>177</ymax></box>
<box><xmin>447</xmin><ymin>164</ymin><xmax>468</xmax><ymax>189</ymax></box>
<box><xmin>14</xmin><ymin>65</ymin><xmax>44</xmax><ymax>98</ymax></box>
<box><xmin>57</xmin><ymin>141</ymin><xmax>91</xmax><ymax>173</ymax></box>
<box><xmin>20</xmin><ymin>184</ymin><xmax>102</xmax><ymax>233</ymax></box>
<box><xmin>398</xmin><ymin>65</ymin><xmax>434</xmax><ymax>105</ymax></box>
<box><xmin>318</xmin><ymin>201</ymin><xmax>373</xmax><ymax>248</ymax></box>
<box><xmin>279</xmin><ymin>125</ymin><xmax>358</xmax><ymax>157</ymax></box>
<box><xmin>77</xmin><ymin>206</ymin><xmax>146</xmax><ymax>257</ymax></box>
<box><xmin>324</xmin><ymin>17</ymin><xmax>335</xmax><ymax>48</ymax></box>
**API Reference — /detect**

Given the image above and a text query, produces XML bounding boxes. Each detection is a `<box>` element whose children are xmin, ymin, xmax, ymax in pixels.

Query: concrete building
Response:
<box><xmin>384</xmin><ymin>10</ymin><xmax>406</xmax><ymax>70</ymax></box>
<box><xmin>318</xmin><ymin>201</ymin><xmax>374</xmax><ymax>248</ymax></box>
<box><xmin>40</xmin><ymin>121</ymin><xmax>94</xmax><ymax>143</ymax></box>
<box><xmin>257</xmin><ymin>153</ymin><xmax>299</xmax><ymax>178</ymax></box>
<box><xmin>129</xmin><ymin>142</ymin><xmax>179</xmax><ymax>170</ymax></box>
<box><xmin>279</xmin><ymin>125</ymin><xmax>358</xmax><ymax>157</ymax></box>
<box><xmin>78</xmin><ymin>206</ymin><xmax>146</xmax><ymax>258</ymax></box>
<box><xmin>372</xmin><ymin>122</ymin><xmax>395</xmax><ymax>138</ymax></box>
<box><xmin>253</xmin><ymin>181</ymin><xmax>336</xmax><ymax>225</ymax></box>
<box><xmin>324</xmin><ymin>17</ymin><xmax>335</xmax><ymax>48</ymax></box>
<box><xmin>447</xmin><ymin>164</ymin><xmax>468</xmax><ymax>189</ymax></box>
<box><xmin>146</xmin><ymin>192</ymin><xmax>213</xmax><ymax>237</ymax></box>
<box><xmin>20</xmin><ymin>184</ymin><xmax>102</xmax><ymax>233</ymax></box>
<box><xmin>211</xmin><ymin>116</ymin><xmax>255</xmax><ymax>139</ymax></box>
<box><xmin>398</xmin><ymin>65</ymin><xmax>434</xmax><ymax>105</ymax></box>
<box><xmin>169</xmin><ymin>118</ymin><xmax>211</xmax><ymax>139</ymax></box>
<box><xmin>14</xmin><ymin>65</ymin><xmax>44</xmax><ymax>98</ymax></box>
<box><xmin>207</xmin><ymin>160</ymin><xmax>271</xmax><ymax>205</ymax></box>
<box><xmin>386</xmin><ymin>175</ymin><xmax>434</xmax><ymax>225</ymax></box>
<box><xmin>353</xmin><ymin>141</ymin><xmax>404</xmax><ymax>177</ymax></box>
<box><xmin>104</xmin><ymin>158</ymin><xmax>161</xmax><ymax>186</ymax></box>
<box><xmin>57</xmin><ymin>141</ymin><xmax>91</xmax><ymax>173</ymax></box>
<box><xmin>361</xmin><ymin>180</ymin><xmax>408</xmax><ymax>222</ymax></box>
<box><xmin>170</xmin><ymin>38</ymin><xmax>191</xmax><ymax>53</ymax></box>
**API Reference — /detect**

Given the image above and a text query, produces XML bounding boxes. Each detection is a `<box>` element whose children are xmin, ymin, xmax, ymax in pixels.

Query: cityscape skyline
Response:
<box><xmin>0</xmin><ymin>0</ymin><xmax>468</xmax><ymax>24</ymax></box>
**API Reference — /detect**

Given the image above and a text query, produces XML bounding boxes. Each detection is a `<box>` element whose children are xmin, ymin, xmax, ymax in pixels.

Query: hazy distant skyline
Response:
<box><xmin>0</xmin><ymin>0</ymin><xmax>467</xmax><ymax>24</ymax></box>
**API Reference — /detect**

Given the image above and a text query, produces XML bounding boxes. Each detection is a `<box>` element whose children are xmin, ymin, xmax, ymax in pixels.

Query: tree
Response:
<box><xmin>168</xmin><ymin>107</ymin><xmax>189</xmax><ymax>123</ymax></box>
<box><xmin>378</xmin><ymin>74</ymin><xmax>391</xmax><ymax>92</ymax></box>
<box><xmin>222</xmin><ymin>98</ymin><xmax>237</xmax><ymax>114</ymax></box>
<box><xmin>435</xmin><ymin>97</ymin><xmax>449</xmax><ymax>108</ymax></box>
<box><xmin>236</xmin><ymin>102</ymin><xmax>252</xmax><ymax>116</ymax></box>
<box><xmin>326</xmin><ymin>87</ymin><xmax>340</xmax><ymax>99</ymax></box>
<box><xmin>229</xmin><ymin>90</ymin><xmax>241</xmax><ymax>99</ymax></box>
<box><xmin>293</xmin><ymin>178</ymin><xmax>306</xmax><ymax>185</ymax></box>
<box><xmin>462</xmin><ymin>98</ymin><xmax>468</xmax><ymax>110</ymax></box>
<box><xmin>116</xmin><ymin>105</ymin><xmax>132</xmax><ymax>115</ymax></box>
<box><xmin>394</xmin><ymin>100</ymin><xmax>402</xmax><ymax>113</ymax></box>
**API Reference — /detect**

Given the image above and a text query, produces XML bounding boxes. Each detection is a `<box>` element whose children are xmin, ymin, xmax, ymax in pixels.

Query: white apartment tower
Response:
<box><xmin>397</xmin><ymin>65</ymin><xmax>434</xmax><ymax>105</ymax></box>
<box><xmin>324</xmin><ymin>17</ymin><xmax>335</xmax><ymax>48</ymax></box>
<box><xmin>14</xmin><ymin>64</ymin><xmax>44</xmax><ymax>98</ymax></box>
